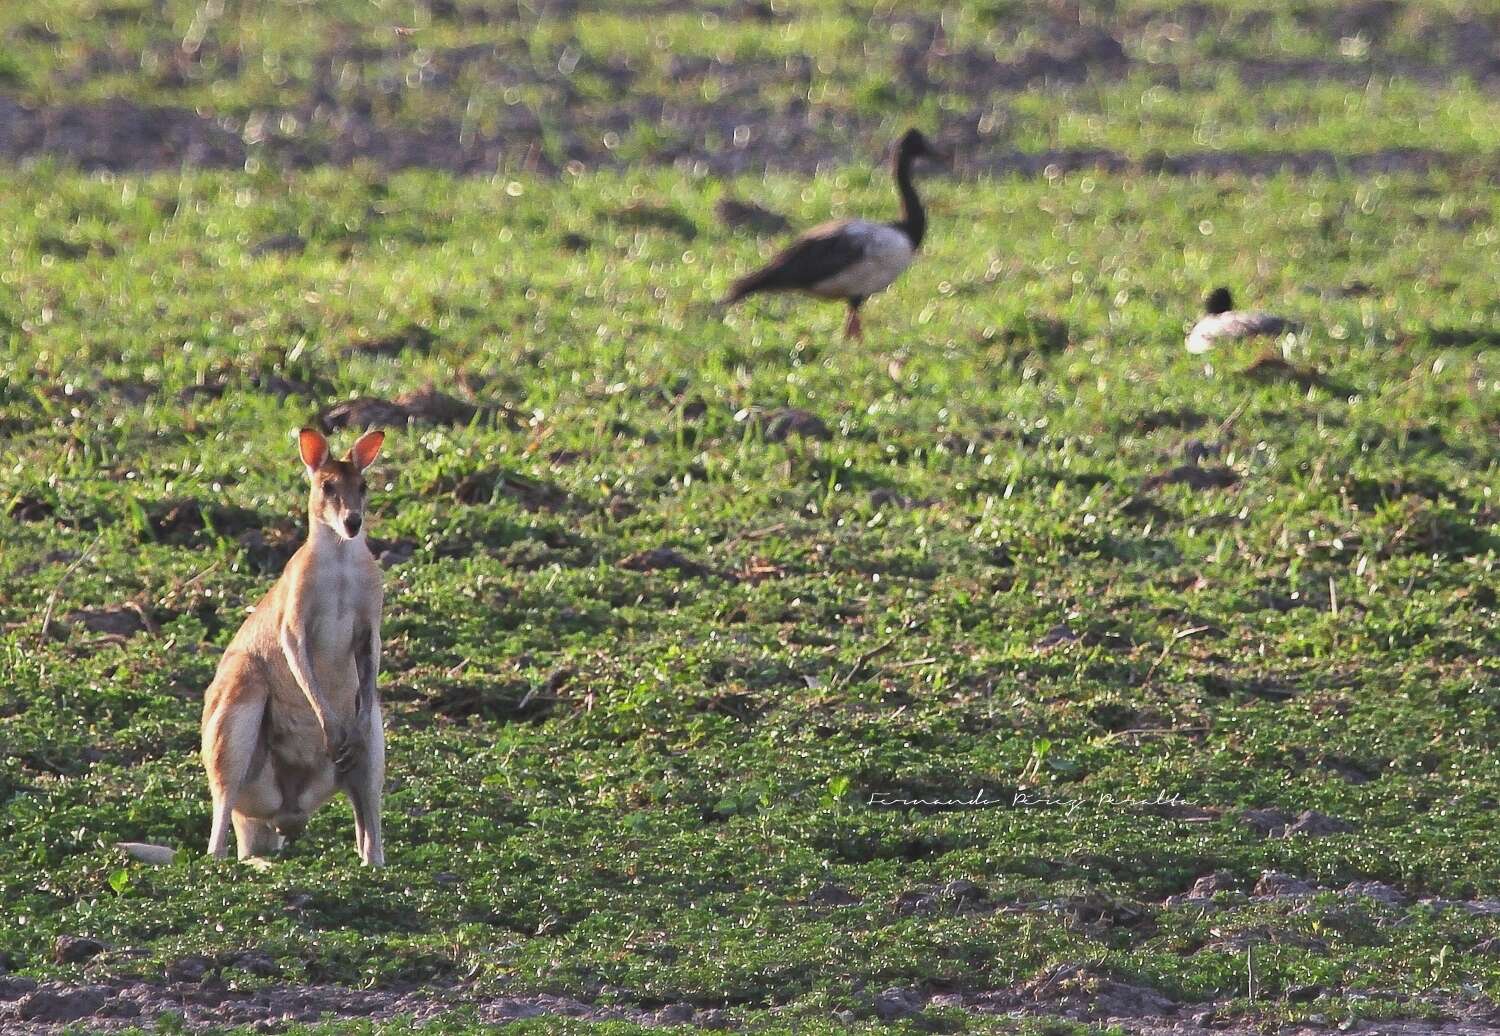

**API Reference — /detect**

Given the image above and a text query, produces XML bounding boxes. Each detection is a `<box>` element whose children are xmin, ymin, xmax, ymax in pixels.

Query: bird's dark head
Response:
<box><xmin>897</xmin><ymin>128</ymin><xmax>948</xmax><ymax>167</ymax></box>
<box><xmin>1204</xmin><ymin>287</ymin><xmax>1234</xmax><ymax>315</ymax></box>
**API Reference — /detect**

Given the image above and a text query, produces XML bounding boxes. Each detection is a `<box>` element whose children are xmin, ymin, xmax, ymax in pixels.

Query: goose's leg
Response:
<box><xmin>843</xmin><ymin>299</ymin><xmax>865</xmax><ymax>342</ymax></box>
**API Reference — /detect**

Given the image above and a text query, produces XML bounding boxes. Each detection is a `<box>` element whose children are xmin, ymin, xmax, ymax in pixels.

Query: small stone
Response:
<box><xmin>224</xmin><ymin>949</ymin><xmax>279</xmax><ymax>977</ymax></box>
<box><xmin>1340</xmin><ymin>880</ymin><xmax>1407</xmax><ymax>907</ymax></box>
<box><xmin>928</xmin><ymin>992</ymin><xmax>964</xmax><ymax>1009</ymax></box>
<box><xmin>1238</xmin><ymin>807</ymin><xmax>1292</xmax><ymax>836</ymax></box>
<box><xmin>1035</xmin><ymin>624</ymin><xmax>1081</xmax><ymax>649</ymax></box>
<box><xmin>762</xmin><ymin>408</ymin><xmax>830</xmax><ymax>443</ymax></box>
<box><xmin>1253</xmin><ymin>871</ymin><xmax>1317</xmax><ymax>898</ymax></box>
<box><xmin>868</xmin><ymin>488</ymin><xmax>912</xmax><ymax>510</ymax></box>
<box><xmin>1184</xmin><ymin>870</ymin><xmax>1237</xmax><ymax>898</ymax></box>
<box><xmin>250</xmin><ymin>232</ymin><xmax>307</xmax><ymax>257</ymax></box>
<box><xmin>892</xmin><ymin>888</ymin><xmax>937</xmax><ymax>916</ymax></box>
<box><xmin>807</xmin><ymin>882</ymin><xmax>861</xmax><ymax>907</ymax></box>
<box><xmin>1164</xmin><ymin>870</ymin><xmax>1240</xmax><ymax>905</ymax></box>
<box><xmin>53</xmin><ymin>935</ymin><xmax>107</xmax><ymax>965</ymax></box>
<box><xmin>694</xmin><ymin>1008</ymin><xmax>732</xmax><ymax>1030</ymax></box>
<box><xmin>655</xmin><ymin>1003</ymin><xmax>695</xmax><ymax>1024</ymax></box>
<box><xmin>1277</xmin><ymin>810</ymin><xmax>1355</xmax><ymax>838</ymax></box>
<box><xmin>166</xmin><ymin>954</ymin><xmax>213</xmax><ymax>982</ymax></box>
<box><xmin>0</xmin><ymin>976</ymin><xmax>39</xmax><ymax>999</ymax></box>
<box><xmin>101</xmin><ymin>998</ymin><xmax>142</xmax><ymax>1018</ymax></box>
<box><xmin>874</xmin><ymin>986</ymin><xmax>923</xmax><ymax>1021</ymax></box>
<box><xmin>16</xmin><ymin>984</ymin><xmax>109</xmax><ymax>1022</ymax></box>
<box><xmin>941</xmin><ymin>879</ymin><xmax>989</xmax><ymax>906</ymax></box>
<box><xmin>115</xmin><ymin>842</ymin><xmax>177</xmax><ymax>865</ymax></box>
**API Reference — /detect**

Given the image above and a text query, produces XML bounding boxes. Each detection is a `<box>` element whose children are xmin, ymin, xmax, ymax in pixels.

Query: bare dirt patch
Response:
<box><xmin>7</xmin><ymin>494</ymin><xmax>56</xmax><ymax>522</ymax></box>
<box><xmin>619</xmin><ymin>546</ymin><xmax>722</xmax><ymax>580</ymax></box>
<box><xmin>58</xmin><ymin>605</ymin><xmax>154</xmax><ymax>640</ymax></box>
<box><xmin>0</xmin><ymin>97</ymin><xmax>245</xmax><ymax>172</ymax></box>
<box><xmin>235</xmin><ymin>522</ymin><xmax>302</xmax><ymax>573</ymax></box>
<box><xmin>611</xmin><ymin>202</ymin><xmax>698</xmax><ymax>239</ymax></box>
<box><xmin>2</xmin><ymin>33</ymin><xmax>1492</xmax><ymax>183</ymax></box>
<box><xmin>6</xmin><ymin>2</ymin><xmax>1500</xmax><ymax>179</ymax></box>
<box><xmin>716</xmin><ymin>197</ymin><xmax>789</xmax><ymax>234</ymax></box>
<box><xmin>735</xmin><ymin>406</ymin><xmax>831</xmax><ymax>443</ymax></box>
<box><xmin>143</xmin><ymin>499</ymin><xmax>268</xmax><ymax>544</ymax></box>
<box><xmin>1141</xmin><ymin>465</ymin><xmax>1239</xmax><ymax>492</ymax></box>
<box><xmin>4</xmin><ymin>964</ymin><xmax>1500</xmax><ymax>1033</ymax></box>
<box><xmin>319</xmin><ymin>386</ymin><xmax>516</xmax><ymax>432</ymax></box>
<box><xmin>1241</xmin><ymin>353</ymin><xmax>1348</xmax><ymax>393</ymax></box>
<box><xmin>968</xmin><ymin>961</ymin><xmax>1178</xmax><ymax>1022</ymax></box>
<box><xmin>0</xmin><ymin>94</ymin><xmax>1484</xmax><ymax>179</ymax></box>
<box><xmin>440</xmin><ymin>469</ymin><xmax>574</xmax><ymax>512</ymax></box>
<box><xmin>0</xmin><ymin>978</ymin><xmax>724</xmax><ymax>1033</ymax></box>
<box><xmin>905</xmin><ymin>29</ymin><xmax>1130</xmax><ymax>97</ymax></box>
<box><xmin>342</xmin><ymin>324</ymin><xmax>439</xmax><ymax>358</ymax></box>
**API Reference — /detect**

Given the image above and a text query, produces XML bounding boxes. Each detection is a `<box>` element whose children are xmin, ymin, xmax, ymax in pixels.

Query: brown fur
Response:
<box><xmin>201</xmin><ymin>428</ymin><xmax>387</xmax><ymax>865</ymax></box>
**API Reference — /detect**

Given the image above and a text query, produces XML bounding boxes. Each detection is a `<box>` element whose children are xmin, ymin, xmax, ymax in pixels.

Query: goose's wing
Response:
<box><xmin>1186</xmin><ymin>311</ymin><xmax>1294</xmax><ymax>354</ymax></box>
<box><xmin>724</xmin><ymin>220</ymin><xmax>870</xmax><ymax>302</ymax></box>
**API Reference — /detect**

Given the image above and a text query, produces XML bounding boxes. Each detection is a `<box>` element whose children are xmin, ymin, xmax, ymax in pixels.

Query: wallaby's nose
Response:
<box><xmin>344</xmin><ymin>515</ymin><xmax>363</xmax><ymax>537</ymax></box>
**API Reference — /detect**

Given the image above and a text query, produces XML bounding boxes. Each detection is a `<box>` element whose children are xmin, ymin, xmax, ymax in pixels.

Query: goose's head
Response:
<box><xmin>1204</xmin><ymin>287</ymin><xmax>1234</xmax><ymax>315</ymax></box>
<box><xmin>897</xmin><ymin>128</ymin><xmax>949</xmax><ymax>169</ymax></box>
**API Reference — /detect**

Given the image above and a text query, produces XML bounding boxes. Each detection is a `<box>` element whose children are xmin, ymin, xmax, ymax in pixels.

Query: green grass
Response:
<box><xmin>0</xmin><ymin>0</ymin><xmax>1498</xmax><ymax>1032</ymax></box>
<box><xmin>0</xmin><ymin>163</ymin><xmax>1495</xmax><ymax>1031</ymax></box>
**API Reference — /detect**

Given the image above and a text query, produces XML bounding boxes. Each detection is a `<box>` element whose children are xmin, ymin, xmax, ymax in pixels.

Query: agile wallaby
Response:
<box><xmin>201</xmin><ymin>427</ymin><xmax>387</xmax><ymax>865</ymax></box>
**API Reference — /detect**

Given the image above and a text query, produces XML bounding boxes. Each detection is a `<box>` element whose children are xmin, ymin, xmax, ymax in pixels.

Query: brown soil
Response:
<box><xmin>3</xmin><ymin>8</ymin><xmax>1498</xmax><ymax>178</ymax></box>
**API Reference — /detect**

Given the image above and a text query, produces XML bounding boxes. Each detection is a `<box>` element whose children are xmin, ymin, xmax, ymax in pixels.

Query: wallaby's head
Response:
<box><xmin>298</xmin><ymin>427</ymin><xmax>384</xmax><ymax>541</ymax></box>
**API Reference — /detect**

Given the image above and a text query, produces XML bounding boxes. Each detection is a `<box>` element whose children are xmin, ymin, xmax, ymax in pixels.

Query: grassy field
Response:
<box><xmin>1</xmin><ymin>1</ymin><xmax>1499</xmax><ymax>1034</ymax></box>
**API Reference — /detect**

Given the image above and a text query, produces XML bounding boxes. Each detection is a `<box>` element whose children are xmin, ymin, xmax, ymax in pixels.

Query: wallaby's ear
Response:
<box><xmin>348</xmin><ymin>429</ymin><xmax>385</xmax><ymax>471</ymax></box>
<box><xmin>298</xmin><ymin>427</ymin><xmax>329</xmax><ymax>474</ymax></box>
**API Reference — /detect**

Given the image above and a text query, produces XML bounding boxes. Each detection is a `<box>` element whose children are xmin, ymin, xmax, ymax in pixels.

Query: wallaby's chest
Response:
<box><xmin>301</xmin><ymin>553</ymin><xmax>379</xmax><ymax>657</ymax></box>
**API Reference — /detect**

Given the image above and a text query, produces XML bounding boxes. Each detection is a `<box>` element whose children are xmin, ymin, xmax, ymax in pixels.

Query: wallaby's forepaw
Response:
<box><xmin>325</xmin><ymin>724</ymin><xmax>364</xmax><ymax>774</ymax></box>
<box><xmin>333</xmin><ymin>742</ymin><xmax>362</xmax><ymax>774</ymax></box>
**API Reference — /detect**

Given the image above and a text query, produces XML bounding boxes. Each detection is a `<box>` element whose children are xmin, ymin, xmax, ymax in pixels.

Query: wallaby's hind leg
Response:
<box><xmin>207</xmin><ymin>790</ymin><xmax>234</xmax><ymax>859</ymax></box>
<box><xmin>232</xmin><ymin>812</ymin><xmax>281</xmax><ymax>859</ymax></box>
<box><xmin>202</xmin><ymin>665</ymin><xmax>269</xmax><ymax>859</ymax></box>
<box><xmin>345</xmin><ymin>705</ymin><xmax>386</xmax><ymax>867</ymax></box>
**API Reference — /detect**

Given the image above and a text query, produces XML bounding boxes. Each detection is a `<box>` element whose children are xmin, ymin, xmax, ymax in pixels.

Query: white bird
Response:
<box><xmin>1186</xmin><ymin>287</ymin><xmax>1296</xmax><ymax>354</ymax></box>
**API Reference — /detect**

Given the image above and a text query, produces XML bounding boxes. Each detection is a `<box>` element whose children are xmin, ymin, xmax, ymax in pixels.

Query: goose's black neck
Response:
<box><xmin>893</xmin><ymin>148</ymin><xmax>926</xmax><ymax>249</ymax></box>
